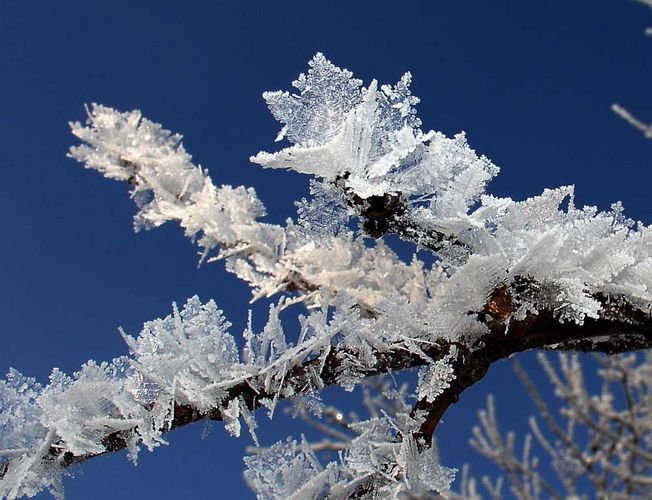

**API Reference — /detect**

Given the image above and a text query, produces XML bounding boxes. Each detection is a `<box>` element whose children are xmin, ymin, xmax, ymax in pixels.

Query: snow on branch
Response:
<box><xmin>68</xmin><ymin>104</ymin><xmax>276</xmax><ymax>261</ymax></box>
<box><xmin>612</xmin><ymin>2</ymin><xmax>652</xmax><ymax>137</ymax></box>
<box><xmin>0</xmin><ymin>291</ymin><xmax>465</xmax><ymax>499</ymax></box>
<box><xmin>4</xmin><ymin>52</ymin><xmax>652</xmax><ymax>498</ymax></box>
<box><xmin>465</xmin><ymin>352</ymin><xmax>652</xmax><ymax>499</ymax></box>
<box><xmin>612</xmin><ymin>103</ymin><xmax>652</xmax><ymax>139</ymax></box>
<box><xmin>249</xmin><ymin>54</ymin><xmax>652</xmax><ymax>326</ymax></box>
<box><xmin>68</xmin><ymin>104</ymin><xmax>440</xmax><ymax>311</ymax></box>
<box><xmin>4</xmin><ymin>289</ymin><xmax>652</xmax><ymax>498</ymax></box>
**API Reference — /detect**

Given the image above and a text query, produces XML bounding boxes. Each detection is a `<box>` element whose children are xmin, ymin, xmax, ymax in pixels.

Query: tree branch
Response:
<box><xmin>6</xmin><ymin>284</ymin><xmax>652</xmax><ymax>482</ymax></box>
<box><xmin>412</xmin><ymin>288</ymin><xmax>652</xmax><ymax>446</ymax></box>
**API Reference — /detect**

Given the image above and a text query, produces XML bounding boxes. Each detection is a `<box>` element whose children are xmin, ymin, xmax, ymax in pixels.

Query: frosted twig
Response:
<box><xmin>612</xmin><ymin>104</ymin><xmax>652</xmax><ymax>138</ymax></box>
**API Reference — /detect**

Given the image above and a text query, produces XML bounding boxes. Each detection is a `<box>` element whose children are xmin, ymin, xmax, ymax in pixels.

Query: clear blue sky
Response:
<box><xmin>0</xmin><ymin>1</ymin><xmax>650</xmax><ymax>498</ymax></box>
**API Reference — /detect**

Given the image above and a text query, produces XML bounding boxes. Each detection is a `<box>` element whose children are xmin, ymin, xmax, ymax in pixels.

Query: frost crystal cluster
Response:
<box><xmin>2</xmin><ymin>53</ymin><xmax>652</xmax><ymax>499</ymax></box>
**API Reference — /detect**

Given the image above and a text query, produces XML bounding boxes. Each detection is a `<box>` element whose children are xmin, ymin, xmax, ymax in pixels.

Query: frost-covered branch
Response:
<box><xmin>612</xmin><ymin>2</ymin><xmax>652</xmax><ymax>138</ymax></box>
<box><xmin>68</xmin><ymin>104</ymin><xmax>442</xmax><ymax>314</ymax></box>
<box><xmin>4</xmin><ymin>285</ymin><xmax>652</xmax><ymax>498</ymax></box>
<box><xmin>5</xmin><ymin>52</ymin><xmax>652</xmax><ymax>498</ymax></box>
<box><xmin>612</xmin><ymin>104</ymin><xmax>652</xmax><ymax>139</ymax></box>
<box><xmin>467</xmin><ymin>352</ymin><xmax>652</xmax><ymax>499</ymax></box>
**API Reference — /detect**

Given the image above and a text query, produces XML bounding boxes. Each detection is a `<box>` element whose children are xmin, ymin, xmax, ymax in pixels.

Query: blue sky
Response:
<box><xmin>0</xmin><ymin>0</ymin><xmax>650</xmax><ymax>498</ymax></box>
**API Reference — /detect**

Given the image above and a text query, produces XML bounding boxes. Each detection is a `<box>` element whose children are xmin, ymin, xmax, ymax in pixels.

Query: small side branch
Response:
<box><xmin>612</xmin><ymin>104</ymin><xmax>652</xmax><ymax>139</ymax></box>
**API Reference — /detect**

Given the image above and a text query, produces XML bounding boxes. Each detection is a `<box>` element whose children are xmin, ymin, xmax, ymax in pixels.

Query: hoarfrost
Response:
<box><xmin>417</xmin><ymin>347</ymin><xmax>457</xmax><ymax>403</ymax></box>
<box><xmin>6</xmin><ymin>50</ymin><xmax>652</xmax><ymax>499</ymax></box>
<box><xmin>295</xmin><ymin>180</ymin><xmax>351</xmax><ymax>244</ymax></box>
<box><xmin>244</xmin><ymin>437</ymin><xmax>337</xmax><ymax>500</ymax></box>
<box><xmin>122</xmin><ymin>296</ymin><xmax>238</xmax><ymax>413</ymax></box>
<box><xmin>0</xmin><ymin>297</ymin><xmax>241</xmax><ymax>499</ymax></box>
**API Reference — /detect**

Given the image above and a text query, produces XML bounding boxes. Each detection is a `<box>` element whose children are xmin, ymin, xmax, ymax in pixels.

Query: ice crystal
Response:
<box><xmin>252</xmin><ymin>54</ymin><xmax>433</xmax><ymax>199</ymax></box>
<box><xmin>244</xmin><ymin>437</ymin><xmax>337</xmax><ymax>500</ymax></box>
<box><xmin>417</xmin><ymin>347</ymin><xmax>457</xmax><ymax>403</ymax></box>
<box><xmin>123</xmin><ymin>296</ymin><xmax>238</xmax><ymax>413</ymax></box>
<box><xmin>263</xmin><ymin>52</ymin><xmax>363</xmax><ymax>147</ymax></box>
<box><xmin>295</xmin><ymin>180</ymin><xmax>351</xmax><ymax>244</ymax></box>
<box><xmin>334</xmin><ymin>413</ymin><xmax>456</xmax><ymax>498</ymax></box>
<box><xmin>244</xmin><ymin>420</ymin><xmax>457</xmax><ymax>500</ymax></box>
<box><xmin>222</xmin><ymin>398</ymin><xmax>242</xmax><ymax>438</ymax></box>
<box><xmin>0</xmin><ymin>370</ymin><xmax>46</xmax><ymax>459</ymax></box>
